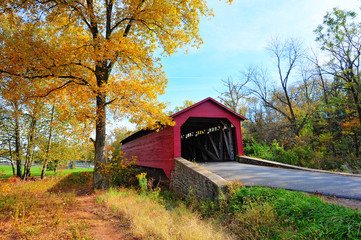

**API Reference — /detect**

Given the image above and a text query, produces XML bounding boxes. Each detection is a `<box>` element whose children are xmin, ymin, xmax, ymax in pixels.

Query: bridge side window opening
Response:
<box><xmin>180</xmin><ymin>117</ymin><xmax>237</xmax><ymax>162</ymax></box>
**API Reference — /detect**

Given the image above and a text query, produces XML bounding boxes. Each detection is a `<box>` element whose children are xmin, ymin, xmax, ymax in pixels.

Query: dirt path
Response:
<box><xmin>67</xmin><ymin>194</ymin><xmax>134</xmax><ymax>240</ymax></box>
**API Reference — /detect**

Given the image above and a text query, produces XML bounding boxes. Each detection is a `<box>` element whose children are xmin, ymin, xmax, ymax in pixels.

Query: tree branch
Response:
<box><xmin>105</xmin><ymin>98</ymin><xmax>118</xmax><ymax>106</ymax></box>
<box><xmin>34</xmin><ymin>80</ymin><xmax>75</xmax><ymax>98</ymax></box>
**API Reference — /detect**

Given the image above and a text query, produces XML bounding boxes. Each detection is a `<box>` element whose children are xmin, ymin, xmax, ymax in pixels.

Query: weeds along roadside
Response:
<box><xmin>188</xmin><ymin>183</ymin><xmax>361</xmax><ymax>239</ymax></box>
<box><xmin>0</xmin><ymin>173</ymin><xmax>93</xmax><ymax>240</ymax></box>
<box><xmin>101</xmin><ymin>163</ymin><xmax>361</xmax><ymax>240</ymax></box>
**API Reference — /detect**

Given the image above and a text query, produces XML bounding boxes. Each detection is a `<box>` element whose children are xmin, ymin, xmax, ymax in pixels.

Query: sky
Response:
<box><xmin>158</xmin><ymin>0</ymin><xmax>361</xmax><ymax>110</ymax></box>
<box><xmin>118</xmin><ymin>0</ymin><xmax>361</xmax><ymax>131</ymax></box>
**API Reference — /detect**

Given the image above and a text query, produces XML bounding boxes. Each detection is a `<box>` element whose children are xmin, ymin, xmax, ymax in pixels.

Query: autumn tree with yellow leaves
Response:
<box><xmin>0</xmin><ymin>0</ymin><xmax>227</xmax><ymax>188</ymax></box>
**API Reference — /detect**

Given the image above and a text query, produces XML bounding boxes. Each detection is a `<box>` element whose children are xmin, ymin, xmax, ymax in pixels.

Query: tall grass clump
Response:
<box><xmin>136</xmin><ymin>172</ymin><xmax>148</xmax><ymax>194</ymax></box>
<box><xmin>97</xmin><ymin>187</ymin><xmax>235</xmax><ymax>240</ymax></box>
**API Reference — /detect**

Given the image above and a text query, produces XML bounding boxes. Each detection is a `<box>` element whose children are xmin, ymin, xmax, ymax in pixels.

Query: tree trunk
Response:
<box><xmin>23</xmin><ymin>117</ymin><xmax>37</xmax><ymax>180</ymax></box>
<box><xmin>93</xmin><ymin>93</ymin><xmax>107</xmax><ymax>189</ymax></box>
<box><xmin>282</xmin><ymin>84</ymin><xmax>299</xmax><ymax>137</ymax></box>
<box><xmin>353</xmin><ymin>134</ymin><xmax>360</xmax><ymax>158</ymax></box>
<box><xmin>41</xmin><ymin>105</ymin><xmax>55</xmax><ymax>179</ymax></box>
<box><xmin>14</xmin><ymin>104</ymin><xmax>22</xmax><ymax>178</ymax></box>
<box><xmin>8</xmin><ymin>137</ymin><xmax>15</xmax><ymax>176</ymax></box>
<box><xmin>349</xmin><ymin>84</ymin><xmax>361</xmax><ymax>126</ymax></box>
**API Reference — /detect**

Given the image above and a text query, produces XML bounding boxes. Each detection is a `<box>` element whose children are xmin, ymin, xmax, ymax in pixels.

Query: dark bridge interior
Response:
<box><xmin>180</xmin><ymin>117</ymin><xmax>237</xmax><ymax>162</ymax></box>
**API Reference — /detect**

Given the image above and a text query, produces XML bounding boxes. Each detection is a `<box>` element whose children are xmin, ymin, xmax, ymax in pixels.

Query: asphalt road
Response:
<box><xmin>201</xmin><ymin>162</ymin><xmax>361</xmax><ymax>200</ymax></box>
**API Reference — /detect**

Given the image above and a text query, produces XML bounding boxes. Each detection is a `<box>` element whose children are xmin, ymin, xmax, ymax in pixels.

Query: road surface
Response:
<box><xmin>201</xmin><ymin>162</ymin><xmax>361</xmax><ymax>200</ymax></box>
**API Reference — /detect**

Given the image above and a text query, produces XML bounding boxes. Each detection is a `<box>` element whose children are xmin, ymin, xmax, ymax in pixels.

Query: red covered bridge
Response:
<box><xmin>121</xmin><ymin>97</ymin><xmax>246</xmax><ymax>177</ymax></box>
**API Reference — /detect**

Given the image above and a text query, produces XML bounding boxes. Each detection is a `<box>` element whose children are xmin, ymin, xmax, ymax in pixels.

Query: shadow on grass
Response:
<box><xmin>48</xmin><ymin>172</ymin><xmax>94</xmax><ymax>196</ymax></box>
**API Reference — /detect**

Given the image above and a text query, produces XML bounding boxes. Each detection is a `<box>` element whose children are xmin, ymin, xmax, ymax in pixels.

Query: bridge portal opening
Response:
<box><xmin>180</xmin><ymin>117</ymin><xmax>237</xmax><ymax>162</ymax></box>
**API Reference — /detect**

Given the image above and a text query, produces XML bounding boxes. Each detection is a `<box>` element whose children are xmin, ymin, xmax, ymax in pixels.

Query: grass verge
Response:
<box><xmin>194</xmin><ymin>184</ymin><xmax>361</xmax><ymax>239</ymax></box>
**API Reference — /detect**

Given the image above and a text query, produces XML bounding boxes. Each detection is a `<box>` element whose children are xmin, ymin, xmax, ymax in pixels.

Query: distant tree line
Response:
<box><xmin>0</xmin><ymin>96</ymin><xmax>93</xmax><ymax>179</ymax></box>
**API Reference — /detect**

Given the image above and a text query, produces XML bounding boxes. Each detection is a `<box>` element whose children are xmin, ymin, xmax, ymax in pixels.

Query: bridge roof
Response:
<box><xmin>171</xmin><ymin>97</ymin><xmax>246</xmax><ymax>121</ymax></box>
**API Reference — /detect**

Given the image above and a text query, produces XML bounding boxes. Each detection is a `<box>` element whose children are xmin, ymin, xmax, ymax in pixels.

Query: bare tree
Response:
<box><xmin>247</xmin><ymin>38</ymin><xmax>315</xmax><ymax>137</ymax></box>
<box><xmin>218</xmin><ymin>76</ymin><xmax>250</xmax><ymax>114</ymax></box>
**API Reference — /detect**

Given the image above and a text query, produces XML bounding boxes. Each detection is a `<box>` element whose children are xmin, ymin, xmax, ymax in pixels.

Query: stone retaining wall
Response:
<box><xmin>170</xmin><ymin>158</ymin><xmax>228</xmax><ymax>201</ymax></box>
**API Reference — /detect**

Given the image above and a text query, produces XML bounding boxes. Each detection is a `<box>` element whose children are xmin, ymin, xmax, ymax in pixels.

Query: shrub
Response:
<box><xmin>243</xmin><ymin>139</ymin><xmax>355</xmax><ymax>171</ymax></box>
<box><xmin>244</xmin><ymin>139</ymin><xmax>273</xmax><ymax>160</ymax></box>
<box><xmin>244</xmin><ymin>139</ymin><xmax>300</xmax><ymax>165</ymax></box>
<box><xmin>102</xmin><ymin>156</ymin><xmax>141</xmax><ymax>187</ymax></box>
<box><xmin>136</xmin><ymin>172</ymin><xmax>148</xmax><ymax>194</ymax></box>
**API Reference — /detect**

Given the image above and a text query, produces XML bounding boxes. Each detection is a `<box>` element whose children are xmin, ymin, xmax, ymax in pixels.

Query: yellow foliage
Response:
<box><xmin>0</xmin><ymin>0</ymin><xmax>219</xmax><ymax>128</ymax></box>
<box><xmin>0</xmin><ymin>182</ymin><xmax>11</xmax><ymax>194</ymax></box>
<box><xmin>0</xmin><ymin>0</ymin><xmax>232</xmax><ymax>187</ymax></box>
<box><xmin>100</xmin><ymin>153</ymin><xmax>136</xmax><ymax>178</ymax></box>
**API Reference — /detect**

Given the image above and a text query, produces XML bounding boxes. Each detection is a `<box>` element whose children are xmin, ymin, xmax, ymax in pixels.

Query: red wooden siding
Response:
<box><xmin>122</xmin><ymin>126</ymin><xmax>174</xmax><ymax>177</ymax></box>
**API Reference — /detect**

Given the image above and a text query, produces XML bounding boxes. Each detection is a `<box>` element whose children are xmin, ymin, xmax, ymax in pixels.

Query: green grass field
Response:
<box><xmin>0</xmin><ymin>165</ymin><xmax>93</xmax><ymax>179</ymax></box>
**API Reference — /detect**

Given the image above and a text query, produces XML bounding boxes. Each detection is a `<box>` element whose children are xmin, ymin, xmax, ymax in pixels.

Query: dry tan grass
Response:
<box><xmin>0</xmin><ymin>175</ymin><xmax>91</xmax><ymax>240</ymax></box>
<box><xmin>97</xmin><ymin>188</ymin><xmax>236</xmax><ymax>240</ymax></box>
